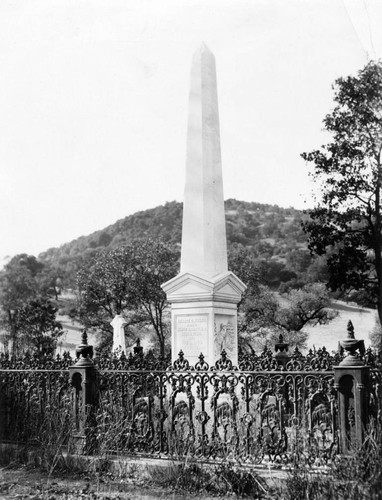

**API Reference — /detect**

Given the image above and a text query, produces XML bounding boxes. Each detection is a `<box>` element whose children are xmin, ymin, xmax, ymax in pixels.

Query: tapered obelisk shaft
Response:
<box><xmin>181</xmin><ymin>43</ymin><xmax>228</xmax><ymax>277</ymax></box>
<box><xmin>162</xmin><ymin>44</ymin><xmax>246</xmax><ymax>366</ymax></box>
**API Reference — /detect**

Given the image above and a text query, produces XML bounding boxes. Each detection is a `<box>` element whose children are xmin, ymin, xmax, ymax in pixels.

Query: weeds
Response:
<box><xmin>214</xmin><ymin>462</ymin><xmax>269</xmax><ymax>497</ymax></box>
<box><xmin>284</xmin><ymin>466</ymin><xmax>376</xmax><ymax>500</ymax></box>
<box><xmin>283</xmin><ymin>418</ymin><xmax>382</xmax><ymax>500</ymax></box>
<box><xmin>149</xmin><ymin>459</ymin><xmax>271</xmax><ymax>497</ymax></box>
<box><xmin>0</xmin><ymin>444</ymin><xmax>29</xmax><ymax>467</ymax></box>
<box><xmin>149</xmin><ymin>461</ymin><xmax>212</xmax><ymax>492</ymax></box>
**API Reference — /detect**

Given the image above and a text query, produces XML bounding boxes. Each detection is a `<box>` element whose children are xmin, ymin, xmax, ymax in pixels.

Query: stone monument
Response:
<box><xmin>111</xmin><ymin>314</ymin><xmax>127</xmax><ymax>354</ymax></box>
<box><xmin>162</xmin><ymin>44</ymin><xmax>246</xmax><ymax>366</ymax></box>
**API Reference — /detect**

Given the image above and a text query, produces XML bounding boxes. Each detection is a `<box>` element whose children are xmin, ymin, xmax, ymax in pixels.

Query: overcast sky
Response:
<box><xmin>1</xmin><ymin>0</ymin><xmax>381</xmax><ymax>264</ymax></box>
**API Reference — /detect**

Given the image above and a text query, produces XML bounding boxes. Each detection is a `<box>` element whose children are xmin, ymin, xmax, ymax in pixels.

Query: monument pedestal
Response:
<box><xmin>163</xmin><ymin>271</ymin><xmax>246</xmax><ymax>367</ymax></box>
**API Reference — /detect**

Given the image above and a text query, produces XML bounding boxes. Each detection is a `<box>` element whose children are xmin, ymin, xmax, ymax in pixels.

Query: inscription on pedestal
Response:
<box><xmin>175</xmin><ymin>314</ymin><xmax>208</xmax><ymax>358</ymax></box>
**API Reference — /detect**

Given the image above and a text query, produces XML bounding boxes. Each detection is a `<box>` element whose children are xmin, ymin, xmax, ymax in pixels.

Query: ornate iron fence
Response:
<box><xmin>91</xmin><ymin>348</ymin><xmax>341</xmax><ymax>465</ymax></box>
<box><xmin>0</xmin><ymin>354</ymin><xmax>72</xmax><ymax>446</ymax></box>
<box><xmin>0</xmin><ymin>343</ymin><xmax>381</xmax><ymax>466</ymax></box>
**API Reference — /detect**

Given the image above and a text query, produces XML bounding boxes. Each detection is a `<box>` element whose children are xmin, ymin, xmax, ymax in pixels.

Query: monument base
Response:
<box><xmin>162</xmin><ymin>271</ymin><xmax>246</xmax><ymax>367</ymax></box>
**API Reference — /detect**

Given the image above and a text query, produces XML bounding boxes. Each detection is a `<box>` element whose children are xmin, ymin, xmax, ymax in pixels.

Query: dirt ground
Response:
<box><xmin>0</xmin><ymin>466</ymin><xmax>231</xmax><ymax>500</ymax></box>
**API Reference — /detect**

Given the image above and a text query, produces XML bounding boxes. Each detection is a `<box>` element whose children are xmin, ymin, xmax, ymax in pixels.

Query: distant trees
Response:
<box><xmin>240</xmin><ymin>283</ymin><xmax>335</xmax><ymax>352</ymax></box>
<box><xmin>0</xmin><ymin>254</ymin><xmax>63</xmax><ymax>355</ymax></box>
<box><xmin>0</xmin><ymin>255</ymin><xmax>39</xmax><ymax>309</ymax></box>
<box><xmin>228</xmin><ymin>246</ymin><xmax>261</xmax><ymax>305</ymax></box>
<box><xmin>260</xmin><ymin>261</ymin><xmax>298</xmax><ymax>289</ymax></box>
<box><xmin>228</xmin><ymin>248</ymin><xmax>335</xmax><ymax>352</ymax></box>
<box><xmin>77</xmin><ymin>239</ymin><xmax>178</xmax><ymax>357</ymax></box>
<box><xmin>77</xmin><ymin>242</ymin><xmax>332</xmax><ymax>357</ymax></box>
<box><xmin>302</xmin><ymin>60</ymin><xmax>382</xmax><ymax>326</ymax></box>
<box><xmin>36</xmin><ymin>199</ymin><xmax>318</xmax><ymax>291</ymax></box>
<box><xmin>13</xmin><ymin>298</ymin><xmax>63</xmax><ymax>355</ymax></box>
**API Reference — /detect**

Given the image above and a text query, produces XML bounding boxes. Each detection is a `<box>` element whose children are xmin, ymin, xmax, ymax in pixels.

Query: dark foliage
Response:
<box><xmin>302</xmin><ymin>61</ymin><xmax>382</xmax><ymax>326</ymax></box>
<box><xmin>77</xmin><ymin>239</ymin><xmax>178</xmax><ymax>357</ymax></box>
<box><xmin>13</xmin><ymin>297</ymin><xmax>64</xmax><ymax>355</ymax></box>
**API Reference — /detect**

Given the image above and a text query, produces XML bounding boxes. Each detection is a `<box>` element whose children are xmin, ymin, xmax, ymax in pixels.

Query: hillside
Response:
<box><xmin>35</xmin><ymin>199</ymin><xmax>377</xmax><ymax>352</ymax></box>
<box><xmin>39</xmin><ymin>199</ymin><xmax>318</xmax><ymax>288</ymax></box>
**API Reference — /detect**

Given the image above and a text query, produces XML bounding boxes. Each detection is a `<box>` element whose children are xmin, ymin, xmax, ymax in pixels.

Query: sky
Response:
<box><xmin>0</xmin><ymin>0</ymin><xmax>381</xmax><ymax>264</ymax></box>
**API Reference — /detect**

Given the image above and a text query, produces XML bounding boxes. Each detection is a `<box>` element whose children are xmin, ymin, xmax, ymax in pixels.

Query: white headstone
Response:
<box><xmin>111</xmin><ymin>314</ymin><xmax>127</xmax><ymax>354</ymax></box>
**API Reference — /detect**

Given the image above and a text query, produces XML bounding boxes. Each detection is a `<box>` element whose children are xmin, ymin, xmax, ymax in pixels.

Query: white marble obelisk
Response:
<box><xmin>111</xmin><ymin>314</ymin><xmax>127</xmax><ymax>354</ymax></box>
<box><xmin>162</xmin><ymin>44</ymin><xmax>246</xmax><ymax>367</ymax></box>
<box><xmin>181</xmin><ymin>43</ymin><xmax>228</xmax><ymax>278</ymax></box>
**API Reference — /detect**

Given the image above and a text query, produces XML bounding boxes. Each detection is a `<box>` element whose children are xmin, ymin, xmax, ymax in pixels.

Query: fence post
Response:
<box><xmin>68</xmin><ymin>330</ymin><xmax>98</xmax><ymax>454</ymax></box>
<box><xmin>334</xmin><ymin>321</ymin><xmax>370</xmax><ymax>454</ymax></box>
<box><xmin>274</xmin><ymin>334</ymin><xmax>290</xmax><ymax>368</ymax></box>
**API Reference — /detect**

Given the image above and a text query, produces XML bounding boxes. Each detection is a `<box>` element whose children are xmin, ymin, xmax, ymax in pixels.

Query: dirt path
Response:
<box><xmin>0</xmin><ymin>466</ymin><xmax>228</xmax><ymax>499</ymax></box>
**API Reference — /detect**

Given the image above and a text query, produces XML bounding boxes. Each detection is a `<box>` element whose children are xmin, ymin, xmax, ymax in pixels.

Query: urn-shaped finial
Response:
<box><xmin>275</xmin><ymin>333</ymin><xmax>289</xmax><ymax>354</ymax></box>
<box><xmin>133</xmin><ymin>338</ymin><xmax>143</xmax><ymax>358</ymax></box>
<box><xmin>347</xmin><ymin>320</ymin><xmax>355</xmax><ymax>339</ymax></box>
<box><xmin>75</xmin><ymin>329</ymin><xmax>94</xmax><ymax>366</ymax></box>
<box><xmin>274</xmin><ymin>333</ymin><xmax>290</xmax><ymax>366</ymax></box>
<box><xmin>338</xmin><ymin>321</ymin><xmax>365</xmax><ymax>366</ymax></box>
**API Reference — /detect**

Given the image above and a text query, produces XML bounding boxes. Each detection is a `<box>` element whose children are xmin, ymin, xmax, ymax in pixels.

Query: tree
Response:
<box><xmin>0</xmin><ymin>253</ymin><xmax>66</xmax><ymax>354</ymax></box>
<box><xmin>13</xmin><ymin>298</ymin><xmax>63</xmax><ymax>355</ymax></box>
<box><xmin>228</xmin><ymin>246</ymin><xmax>261</xmax><ymax>305</ymax></box>
<box><xmin>260</xmin><ymin>260</ymin><xmax>298</xmax><ymax>289</ymax></box>
<box><xmin>0</xmin><ymin>254</ymin><xmax>41</xmax><ymax>353</ymax></box>
<box><xmin>301</xmin><ymin>61</ymin><xmax>382</xmax><ymax>326</ymax></box>
<box><xmin>285</xmin><ymin>248</ymin><xmax>312</xmax><ymax>275</ymax></box>
<box><xmin>77</xmin><ymin>239</ymin><xmax>178</xmax><ymax>356</ymax></box>
<box><xmin>272</xmin><ymin>283</ymin><xmax>336</xmax><ymax>332</ymax></box>
<box><xmin>77</xmin><ymin>244</ymin><xmax>147</xmax><ymax>353</ymax></box>
<box><xmin>36</xmin><ymin>267</ymin><xmax>63</xmax><ymax>301</ymax></box>
<box><xmin>0</xmin><ymin>255</ymin><xmax>41</xmax><ymax>305</ymax></box>
<box><xmin>241</xmin><ymin>283</ymin><xmax>336</xmax><ymax>352</ymax></box>
<box><xmin>227</xmin><ymin>248</ymin><xmax>335</xmax><ymax>351</ymax></box>
<box><xmin>131</xmin><ymin>240</ymin><xmax>179</xmax><ymax>357</ymax></box>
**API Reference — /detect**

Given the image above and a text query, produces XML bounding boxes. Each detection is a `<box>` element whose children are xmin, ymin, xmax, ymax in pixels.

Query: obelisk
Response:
<box><xmin>181</xmin><ymin>43</ymin><xmax>228</xmax><ymax>278</ymax></box>
<box><xmin>162</xmin><ymin>44</ymin><xmax>246</xmax><ymax>367</ymax></box>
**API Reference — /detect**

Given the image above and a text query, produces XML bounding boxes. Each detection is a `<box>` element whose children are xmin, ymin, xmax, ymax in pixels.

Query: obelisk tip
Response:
<box><xmin>198</xmin><ymin>42</ymin><xmax>212</xmax><ymax>54</ymax></box>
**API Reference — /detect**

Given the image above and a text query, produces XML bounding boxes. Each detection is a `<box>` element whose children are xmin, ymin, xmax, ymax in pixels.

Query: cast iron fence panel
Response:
<box><xmin>0</xmin><ymin>365</ymin><xmax>72</xmax><ymax>445</ymax></box>
<box><xmin>0</xmin><ymin>352</ymin><xmax>74</xmax><ymax>370</ymax></box>
<box><xmin>95</xmin><ymin>351</ymin><xmax>339</xmax><ymax>465</ymax></box>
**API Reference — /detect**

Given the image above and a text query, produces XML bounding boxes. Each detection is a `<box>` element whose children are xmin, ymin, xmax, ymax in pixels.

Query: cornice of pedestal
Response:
<box><xmin>162</xmin><ymin>270</ymin><xmax>246</xmax><ymax>304</ymax></box>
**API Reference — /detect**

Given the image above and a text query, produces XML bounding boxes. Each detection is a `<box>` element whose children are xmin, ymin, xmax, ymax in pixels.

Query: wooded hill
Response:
<box><xmin>39</xmin><ymin>199</ymin><xmax>324</xmax><ymax>290</ymax></box>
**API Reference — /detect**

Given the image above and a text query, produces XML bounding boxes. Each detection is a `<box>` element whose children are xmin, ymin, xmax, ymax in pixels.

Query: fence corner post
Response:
<box><xmin>68</xmin><ymin>330</ymin><xmax>98</xmax><ymax>455</ymax></box>
<box><xmin>334</xmin><ymin>321</ymin><xmax>370</xmax><ymax>454</ymax></box>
